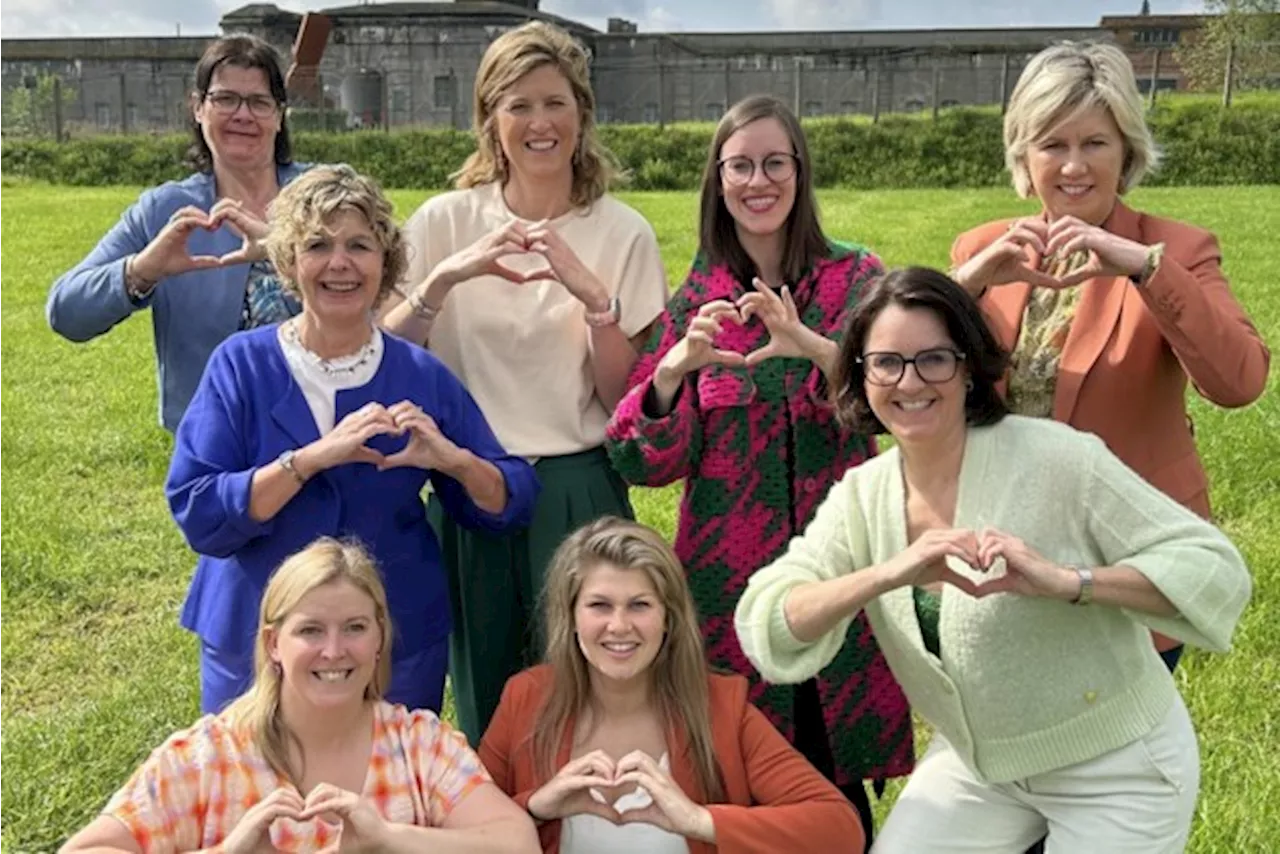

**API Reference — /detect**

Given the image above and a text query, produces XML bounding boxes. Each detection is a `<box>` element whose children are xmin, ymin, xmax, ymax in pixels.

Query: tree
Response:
<box><xmin>2</xmin><ymin>72</ymin><xmax>78</xmax><ymax>138</ymax></box>
<box><xmin>1177</xmin><ymin>0</ymin><xmax>1280</xmax><ymax>93</ymax></box>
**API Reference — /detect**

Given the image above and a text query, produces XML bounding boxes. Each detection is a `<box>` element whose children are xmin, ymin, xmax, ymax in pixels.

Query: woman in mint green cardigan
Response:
<box><xmin>734</xmin><ymin>267</ymin><xmax>1251</xmax><ymax>853</ymax></box>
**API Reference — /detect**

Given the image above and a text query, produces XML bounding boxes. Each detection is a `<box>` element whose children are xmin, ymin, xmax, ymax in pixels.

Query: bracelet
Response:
<box><xmin>584</xmin><ymin>296</ymin><xmax>621</xmax><ymax>328</ymax></box>
<box><xmin>1069</xmin><ymin>565</ymin><xmax>1094</xmax><ymax>606</ymax></box>
<box><xmin>407</xmin><ymin>289</ymin><xmax>442</xmax><ymax>324</ymax></box>
<box><xmin>1129</xmin><ymin>242</ymin><xmax>1165</xmax><ymax>287</ymax></box>
<box><xmin>277</xmin><ymin>449</ymin><xmax>307</xmax><ymax>484</ymax></box>
<box><xmin>124</xmin><ymin>255</ymin><xmax>159</xmax><ymax>299</ymax></box>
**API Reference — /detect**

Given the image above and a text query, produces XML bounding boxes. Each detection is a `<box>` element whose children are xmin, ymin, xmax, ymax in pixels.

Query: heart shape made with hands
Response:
<box><xmin>486</xmin><ymin>224</ymin><xmax>561</xmax><ymax>286</ymax></box>
<box><xmin>266</xmin><ymin>788</ymin><xmax>345</xmax><ymax>852</ymax></box>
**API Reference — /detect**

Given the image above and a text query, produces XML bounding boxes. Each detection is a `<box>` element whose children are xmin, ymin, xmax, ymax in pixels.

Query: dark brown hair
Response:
<box><xmin>186</xmin><ymin>34</ymin><xmax>292</xmax><ymax>172</ymax></box>
<box><xmin>832</xmin><ymin>267</ymin><xmax>1010</xmax><ymax>435</ymax></box>
<box><xmin>698</xmin><ymin>95</ymin><xmax>828</xmax><ymax>286</ymax></box>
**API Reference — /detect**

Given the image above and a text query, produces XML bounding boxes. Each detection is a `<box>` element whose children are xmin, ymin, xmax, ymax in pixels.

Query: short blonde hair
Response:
<box><xmin>452</xmin><ymin>21</ymin><xmax>621</xmax><ymax>208</ymax></box>
<box><xmin>225</xmin><ymin>537</ymin><xmax>394</xmax><ymax>785</ymax></box>
<box><xmin>266</xmin><ymin>163</ymin><xmax>407</xmax><ymax>307</ymax></box>
<box><xmin>1004</xmin><ymin>41</ymin><xmax>1160</xmax><ymax>198</ymax></box>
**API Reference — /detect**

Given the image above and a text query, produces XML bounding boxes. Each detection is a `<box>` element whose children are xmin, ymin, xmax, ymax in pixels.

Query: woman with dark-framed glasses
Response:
<box><xmin>606</xmin><ymin>94</ymin><xmax>912</xmax><ymax>849</ymax></box>
<box><xmin>736</xmin><ymin>267</ymin><xmax>1250</xmax><ymax>853</ymax></box>
<box><xmin>48</xmin><ymin>34</ymin><xmax>307</xmax><ymax>431</ymax></box>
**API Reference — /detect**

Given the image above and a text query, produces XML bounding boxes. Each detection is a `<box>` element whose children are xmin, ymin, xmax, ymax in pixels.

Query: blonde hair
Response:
<box><xmin>224</xmin><ymin>537</ymin><xmax>393</xmax><ymax>786</ymax></box>
<box><xmin>1004</xmin><ymin>41</ymin><xmax>1160</xmax><ymax>198</ymax></box>
<box><xmin>265</xmin><ymin>163</ymin><xmax>407</xmax><ymax>307</ymax></box>
<box><xmin>452</xmin><ymin>21</ymin><xmax>621</xmax><ymax>208</ymax></box>
<box><xmin>531</xmin><ymin>517</ymin><xmax>724</xmax><ymax>801</ymax></box>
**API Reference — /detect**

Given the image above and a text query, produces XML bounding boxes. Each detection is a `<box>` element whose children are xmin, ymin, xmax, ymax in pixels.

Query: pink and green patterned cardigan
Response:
<box><xmin>605</xmin><ymin>243</ymin><xmax>914</xmax><ymax>785</ymax></box>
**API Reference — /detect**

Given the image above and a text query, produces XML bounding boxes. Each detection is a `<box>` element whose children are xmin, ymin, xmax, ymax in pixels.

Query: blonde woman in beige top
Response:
<box><xmin>381</xmin><ymin>21</ymin><xmax>669</xmax><ymax>747</ymax></box>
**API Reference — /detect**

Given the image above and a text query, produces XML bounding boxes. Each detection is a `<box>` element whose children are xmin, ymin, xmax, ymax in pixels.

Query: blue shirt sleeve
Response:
<box><xmin>47</xmin><ymin>189</ymin><xmax>159</xmax><ymax>342</ymax></box>
<box><xmin>427</xmin><ymin>364</ymin><xmax>539</xmax><ymax>534</ymax></box>
<box><xmin>165</xmin><ymin>344</ymin><xmax>275</xmax><ymax>557</ymax></box>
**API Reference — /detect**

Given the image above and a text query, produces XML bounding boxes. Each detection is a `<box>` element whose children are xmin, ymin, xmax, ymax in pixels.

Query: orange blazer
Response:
<box><xmin>951</xmin><ymin>201</ymin><xmax>1269</xmax><ymax>519</ymax></box>
<box><xmin>478</xmin><ymin>666</ymin><xmax>865</xmax><ymax>854</ymax></box>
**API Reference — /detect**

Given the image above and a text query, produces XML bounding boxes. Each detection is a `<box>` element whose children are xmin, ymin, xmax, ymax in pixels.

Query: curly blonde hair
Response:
<box><xmin>265</xmin><ymin>163</ymin><xmax>407</xmax><ymax>307</ymax></box>
<box><xmin>452</xmin><ymin>21</ymin><xmax>622</xmax><ymax>208</ymax></box>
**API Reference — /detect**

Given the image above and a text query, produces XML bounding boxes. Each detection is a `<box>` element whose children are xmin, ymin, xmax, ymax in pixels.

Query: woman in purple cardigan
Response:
<box><xmin>166</xmin><ymin>164</ymin><xmax>539</xmax><ymax>715</ymax></box>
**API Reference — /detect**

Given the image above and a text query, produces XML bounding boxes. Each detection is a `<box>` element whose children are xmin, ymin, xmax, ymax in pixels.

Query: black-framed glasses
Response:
<box><xmin>204</xmin><ymin>90</ymin><xmax>282</xmax><ymax>118</ymax></box>
<box><xmin>857</xmin><ymin>348</ymin><xmax>966</xmax><ymax>386</ymax></box>
<box><xmin>717</xmin><ymin>152</ymin><xmax>799</xmax><ymax>186</ymax></box>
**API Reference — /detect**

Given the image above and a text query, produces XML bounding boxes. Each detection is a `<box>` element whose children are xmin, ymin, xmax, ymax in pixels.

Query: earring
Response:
<box><xmin>492</xmin><ymin>137</ymin><xmax>506</xmax><ymax>175</ymax></box>
<box><xmin>965</xmin><ymin>377</ymin><xmax>975</xmax><ymax>392</ymax></box>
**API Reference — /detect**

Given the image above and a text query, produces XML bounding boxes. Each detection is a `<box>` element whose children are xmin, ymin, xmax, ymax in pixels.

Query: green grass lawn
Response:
<box><xmin>2</xmin><ymin>183</ymin><xmax>1277</xmax><ymax>852</ymax></box>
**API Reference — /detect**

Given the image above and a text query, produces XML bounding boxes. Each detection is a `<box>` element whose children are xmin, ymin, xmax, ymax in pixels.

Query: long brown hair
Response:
<box><xmin>224</xmin><ymin>537</ymin><xmax>393</xmax><ymax>786</ymax></box>
<box><xmin>531</xmin><ymin>517</ymin><xmax>724</xmax><ymax>801</ymax></box>
<box><xmin>452</xmin><ymin>21</ymin><xmax>621</xmax><ymax>208</ymax></box>
<box><xmin>698</xmin><ymin>95</ymin><xmax>829</xmax><ymax>286</ymax></box>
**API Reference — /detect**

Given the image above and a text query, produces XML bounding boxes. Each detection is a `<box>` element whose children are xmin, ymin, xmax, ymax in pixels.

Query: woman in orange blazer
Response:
<box><xmin>950</xmin><ymin>42</ymin><xmax>1269</xmax><ymax>671</ymax></box>
<box><xmin>478</xmin><ymin>516</ymin><xmax>865</xmax><ymax>854</ymax></box>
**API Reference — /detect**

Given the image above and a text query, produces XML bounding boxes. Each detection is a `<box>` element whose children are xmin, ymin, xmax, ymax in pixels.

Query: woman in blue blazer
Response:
<box><xmin>166</xmin><ymin>164</ymin><xmax>540</xmax><ymax>714</ymax></box>
<box><xmin>47</xmin><ymin>35</ymin><xmax>307</xmax><ymax>431</ymax></box>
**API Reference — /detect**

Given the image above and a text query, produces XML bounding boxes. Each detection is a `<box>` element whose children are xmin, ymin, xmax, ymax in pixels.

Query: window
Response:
<box><xmin>391</xmin><ymin>88</ymin><xmax>408</xmax><ymax>117</ymax></box>
<box><xmin>704</xmin><ymin>102</ymin><xmax>723</xmax><ymax>121</ymax></box>
<box><xmin>95</xmin><ymin>102</ymin><xmax>111</xmax><ymax>128</ymax></box>
<box><xmin>904</xmin><ymin>97</ymin><xmax>926</xmax><ymax>113</ymax></box>
<box><xmin>127</xmin><ymin>103</ymin><xmax>140</xmax><ymax>128</ymax></box>
<box><xmin>643</xmin><ymin>102</ymin><xmax>659</xmax><ymax>123</ymax></box>
<box><xmin>597</xmin><ymin>103</ymin><xmax>613</xmax><ymax>123</ymax></box>
<box><xmin>804</xmin><ymin>100</ymin><xmax>824</xmax><ymax>117</ymax></box>
<box><xmin>840</xmin><ymin>100</ymin><xmax>858</xmax><ymax>114</ymax></box>
<box><xmin>1134</xmin><ymin>28</ymin><xmax>1179</xmax><ymax>45</ymax></box>
<box><xmin>433</xmin><ymin>75</ymin><xmax>454</xmax><ymax>109</ymax></box>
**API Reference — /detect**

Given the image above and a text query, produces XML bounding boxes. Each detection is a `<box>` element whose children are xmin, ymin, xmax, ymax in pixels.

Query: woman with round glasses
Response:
<box><xmin>606</xmin><ymin>95</ymin><xmax>912</xmax><ymax>848</ymax></box>
<box><xmin>736</xmin><ymin>266</ymin><xmax>1250</xmax><ymax>852</ymax></box>
<box><xmin>48</xmin><ymin>34</ymin><xmax>307</xmax><ymax>431</ymax></box>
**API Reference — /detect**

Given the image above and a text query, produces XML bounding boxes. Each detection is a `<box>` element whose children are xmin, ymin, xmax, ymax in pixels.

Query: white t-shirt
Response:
<box><xmin>400</xmin><ymin>182</ymin><xmax>669</xmax><ymax>458</ymax></box>
<box><xmin>278</xmin><ymin>324</ymin><xmax>385</xmax><ymax>435</ymax></box>
<box><xmin>560</xmin><ymin>753</ymin><xmax>690</xmax><ymax>854</ymax></box>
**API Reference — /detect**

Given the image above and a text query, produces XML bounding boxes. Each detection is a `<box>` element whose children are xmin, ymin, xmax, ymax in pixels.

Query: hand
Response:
<box><xmin>1042</xmin><ymin>216</ymin><xmax>1150</xmax><ymax>287</ymax></box>
<box><xmin>526</xmin><ymin>750</ymin><xmax>623</xmax><ymax>824</ymax></box>
<box><xmin>428</xmin><ymin>221</ymin><xmax>545</xmax><ymax>293</ymax></box>
<box><xmin>973</xmin><ymin>528</ymin><xmax>1081</xmax><ymax>600</ymax></box>
<box><xmin>525</xmin><ymin>221</ymin><xmax>610</xmax><ymax>310</ymax></box>
<box><xmin>221</xmin><ymin>786</ymin><xmax>305</xmax><ymax>854</ymax></box>
<box><xmin>378</xmin><ymin>401</ymin><xmax>466</xmax><ymax>473</ymax></box>
<box><xmin>131</xmin><ymin>206</ymin><xmax>231</xmax><ymax>283</ymax></box>
<box><xmin>613</xmin><ymin>751</ymin><xmax>714</xmax><ymax>840</ymax></box>
<box><xmin>737</xmin><ymin>278</ymin><xmax>818</xmax><ymax>367</ymax></box>
<box><xmin>301</xmin><ymin>783</ymin><xmax>389</xmax><ymax>853</ymax></box>
<box><xmin>304</xmin><ymin>403</ymin><xmax>398</xmax><ymax>473</ymax></box>
<box><xmin>878</xmin><ymin>528</ymin><xmax>987</xmax><ymax>597</ymax></box>
<box><xmin>952</xmin><ymin>217</ymin><xmax>1064</xmax><ymax>296</ymax></box>
<box><xmin>655</xmin><ymin>301</ymin><xmax>747</xmax><ymax>383</ymax></box>
<box><xmin>208</xmin><ymin>198</ymin><xmax>271</xmax><ymax>266</ymax></box>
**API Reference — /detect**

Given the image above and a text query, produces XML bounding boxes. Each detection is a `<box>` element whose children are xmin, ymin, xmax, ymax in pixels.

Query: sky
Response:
<box><xmin>0</xmin><ymin>0</ymin><xmax>1208</xmax><ymax>40</ymax></box>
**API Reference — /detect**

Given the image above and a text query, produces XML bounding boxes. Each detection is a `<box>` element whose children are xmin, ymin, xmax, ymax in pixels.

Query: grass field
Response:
<box><xmin>2</xmin><ymin>182</ymin><xmax>1277</xmax><ymax>852</ymax></box>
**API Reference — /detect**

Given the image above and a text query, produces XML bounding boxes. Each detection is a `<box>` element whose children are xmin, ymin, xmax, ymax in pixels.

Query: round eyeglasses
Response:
<box><xmin>857</xmin><ymin>348</ymin><xmax>966</xmax><ymax>386</ymax></box>
<box><xmin>717</xmin><ymin>152</ymin><xmax>799</xmax><ymax>187</ymax></box>
<box><xmin>204</xmin><ymin>90</ymin><xmax>282</xmax><ymax>119</ymax></box>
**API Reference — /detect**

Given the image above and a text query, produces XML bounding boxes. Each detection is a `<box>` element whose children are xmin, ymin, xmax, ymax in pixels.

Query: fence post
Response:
<box><xmin>1149</xmin><ymin>48</ymin><xmax>1161</xmax><ymax>109</ymax></box>
<box><xmin>723</xmin><ymin>58</ymin><xmax>731</xmax><ymax>112</ymax></box>
<box><xmin>932</xmin><ymin>54</ymin><xmax>941</xmax><ymax>119</ymax></box>
<box><xmin>657</xmin><ymin>52</ymin><xmax>666</xmax><ymax>129</ymax></box>
<box><xmin>793</xmin><ymin>58</ymin><xmax>802</xmax><ymax>116</ymax></box>
<box><xmin>871</xmin><ymin>64</ymin><xmax>881</xmax><ymax>124</ymax></box>
<box><xmin>54</xmin><ymin>76</ymin><xmax>65</xmax><ymax>141</ymax></box>
<box><xmin>1000</xmin><ymin>53</ymin><xmax>1011</xmax><ymax>114</ymax></box>
<box><xmin>1222</xmin><ymin>40</ymin><xmax>1235</xmax><ymax>108</ymax></box>
<box><xmin>120</xmin><ymin>73</ymin><xmax>129</xmax><ymax>134</ymax></box>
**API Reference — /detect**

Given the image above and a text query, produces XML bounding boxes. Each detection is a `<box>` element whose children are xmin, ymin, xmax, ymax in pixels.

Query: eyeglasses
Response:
<box><xmin>204</xmin><ymin>90</ymin><xmax>281</xmax><ymax>118</ymax></box>
<box><xmin>857</xmin><ymin>348</ymin><xmax>966</xmax><ymax>386</ymax></box>
<box><xmin>717</xmin><ymin>152</ymin><xmax>799</xmax><ymax>186</ymax></box>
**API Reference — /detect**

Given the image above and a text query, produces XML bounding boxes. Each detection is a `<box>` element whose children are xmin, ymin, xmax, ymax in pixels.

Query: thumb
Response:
<box><xmin>350</xmin><ymin>446</ymin><xmax>385</xmax><ymax>467</ymax></box>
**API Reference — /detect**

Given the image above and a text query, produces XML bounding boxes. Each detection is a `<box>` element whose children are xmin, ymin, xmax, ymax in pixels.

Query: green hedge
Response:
<box><xmin>4</xmin><ymin>100</ymin><xmax>1278</xmax><ymax>189</ymax></box>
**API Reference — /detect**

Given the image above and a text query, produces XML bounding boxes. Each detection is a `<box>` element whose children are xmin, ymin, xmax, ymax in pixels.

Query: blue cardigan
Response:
<box><xmin>166</xmin><ymin>326</ymin><xmax>540</xmax><ymax>658</ymax></box>
<box><xmin>46</xmin><ymin>164</ymin><xmax>309</xmax><ymax>431</ymax></box>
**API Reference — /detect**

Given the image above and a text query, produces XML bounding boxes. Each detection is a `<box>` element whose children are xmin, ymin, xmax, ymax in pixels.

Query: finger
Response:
<box><xmin>713</xmin><ymin>348</ymin><xmax>748</xmax><ymax>367</ymax></box>
<box><xmin>615</xmin><ymin>751</ymin><xmax>663</xmax><ymax>776</ymax></box>
<box><xmin>617</xmin><ymin>804</ymin><xmax>669</xmax><ymax>828</ymax></box>
<box><xmin>569</xmin><ymin>750</ymin><xmax>618</xmax><ymax>780</ymax></box>
<box><xmin>581</xmin><ymin>801</ymin><xmax>624</xmax><ymax>824</ymax></box>
<box><xmin>299</xmin><ymin>795</ymin><xmax>356</xmax><ymax>821</ymax></box>
<box><xmin>781</xmin><ymin>285</ymin><xmax>798</xmax><ymax>316</ymax></box>
<box><xmin>1006</xmin><ymin>227</ymin><xmax>1047</xmax><ymax>254</ymax></box>
<box><xmin>165</xmin><ymin>213</ymin><xmax>211</xmax><ymax>235</ymax></box>
<box><xmin>968</xmin><ymin>573</ymin><xmax>1020</xmax><ymax>599</ymax></box>
<box><xmin>216</xmin><ymin>250</ymin><xmax>251</xmax><ymax>266</ymax></box>
<box><xmin>751</xmin><ymin>276</ymin><xmax>781</xmax><ymax>299</ymax></box>
<box><xmin>688</xmin><ymin>318</ymin><xmax>725</xmax><ymax>340</ymax></box>
<box><xmin>744</xmin><ymin>344</ymin><xmax>778</xmax><ymax>367</ymax></box>
<box><xmin>187</xmin><ymin>255</ymin><xmax>225</xmax><ymax>269</ymax></box>
<box><xmin>376</xmin><ymin>449</ymin><xmax>413</xmax><ymax>470</ymax></box>
<box><xmin>695</xmin><ymin>299</ymin><xmax>739</xmax><ymax>318</ymax></box>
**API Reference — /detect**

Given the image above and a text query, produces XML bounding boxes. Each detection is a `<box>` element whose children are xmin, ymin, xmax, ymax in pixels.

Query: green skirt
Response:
<box><xmin>428</xmin><ymin>446</ymin><xmax>633</xmax><ymax>745</ymax></box>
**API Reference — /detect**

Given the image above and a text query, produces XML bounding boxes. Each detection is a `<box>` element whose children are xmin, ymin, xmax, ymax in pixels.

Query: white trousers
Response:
<box><xmin>873</xmin><ymin>694</ymin><xmax>1199</xmax><ymax>854</ymax></box>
